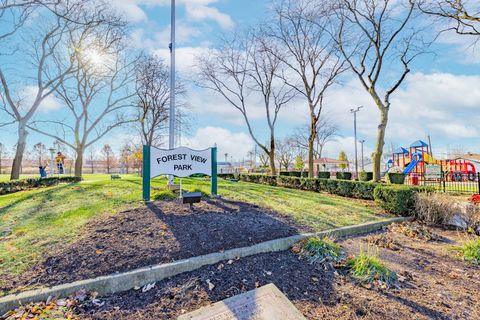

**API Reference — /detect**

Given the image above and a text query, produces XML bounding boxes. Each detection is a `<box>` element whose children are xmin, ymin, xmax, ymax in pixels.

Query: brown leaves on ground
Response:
<box><xmin>1</xmin><ymin>290</ymin><xmax>99</xmax><ymax>320</ymax></box>
<box><xmin>386</xmin><ymin>222</ymin><xmax>443</xmax><ymax>242</ymax></box>
<box><xmin>363</xmin><ymin>233</ymin><xmax>400</xmax><ymax>251</ymax></box>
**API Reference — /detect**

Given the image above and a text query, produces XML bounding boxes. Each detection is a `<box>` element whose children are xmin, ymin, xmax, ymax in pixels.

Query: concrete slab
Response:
<box><xmin>177</xmin><ymin>283</ymin><xmax>306</xmax><ymax>320</ymax></box>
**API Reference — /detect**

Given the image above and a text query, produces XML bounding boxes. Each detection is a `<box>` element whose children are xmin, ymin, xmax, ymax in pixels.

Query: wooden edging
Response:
<box><xmin>0</xmin><ymin>216</ymin><xmax>412</xmax><ymax>315</ymax></box>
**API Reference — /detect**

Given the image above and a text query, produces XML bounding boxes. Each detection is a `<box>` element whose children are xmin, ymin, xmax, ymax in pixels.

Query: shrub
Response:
<box><xmin>317</xmin><ymin>172</ymin><xmax>331</xmax><ymax>179</ymax></box>
<box><xmin>358</xmin><ymin>171</ymin><xmax>373</xmax><ymax>181</ymax></box>
<box><xmin>386</xmin><ymin>172</ymin><xmax>406</xmax><ymax>184</ymax></box>
<box><xmin>336</xmin><ymin>180</ymin><xmax>356</xmax><ymax>197</ymax></box>
<box><xmin>301</xmin><ymin>178</ymin><xmax>319</xmax><ymax>192</ymax></box>
<box><xmin>0</xmin><ymin>176</ymin><xmax>82</xmax><ymax>195</ymax></box>
<box><xmin>279</xmin><ymin>171</ymin><xmax>290</xmax><ymax>177</ymax></box>
<box><xmin>259</xmin><ymin>175</ymin><xmax>277</xmax><ymax>186</ymax></box>
<box><xmin>345</xmin><ymin>246</ymin><xmax>397</xmax><ymax>287</ymax></box>
<box><xmin>453</xmin><ymin>238</ymin><xmax>480</xmax><ymax>265</ymax></box>
<box><xmin>153</xmin><ymin>190</ymin><xmax>177</xmax><ymax>201</ymax></box>
<box><xmin>218</xmin><ymin>173</ymin><xmax>235</xmax><ymax>179</ymax></box>
<box><xmin>374</xmin><ymin>185</ymin><xmax>417</xmax><ymax>215</ymax></box>
<box><xmin>289</xmin><ymin>171</ymin><xmax>301</xmax><ymax>177</ymax></box>
<box><xmin>414</xmin><ymin>192</ymin><xmax>458</xmax><ymax>224</ymax></box>
<box><xmin>299</xmin><ymin>237</ymin><xmax>345</xmax><ymax>265</ymax></box>
<box><xmin>336</xmin><ymin>172</ymin><xmax>352</xmax><ymax>180</ymax></box>
<box><xmin>353</xmin><ymin>182</ymin><xmax>377</xmax><ymax>200</ymax></box>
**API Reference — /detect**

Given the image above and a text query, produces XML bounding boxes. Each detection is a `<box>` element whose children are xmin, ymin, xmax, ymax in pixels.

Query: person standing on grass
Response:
<box><xmin>55</xmin><ymin>152</ymin><xmax>66</xmax><ymax>175</ymax></box>
<box><xmin>39</xmin><ymin>162</ymin><xmax>48</xmax><ymax>178</ymax></box>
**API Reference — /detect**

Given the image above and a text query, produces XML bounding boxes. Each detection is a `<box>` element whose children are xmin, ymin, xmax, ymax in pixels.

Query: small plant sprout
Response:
<box><xmin>300</xmin><ymin>236</ymin><xmax>345</xmax><ymax>265</ymax></box>
<box><xmin>346</xmin><ymin>246</ymin><xmax>398</xmax><ymax>288</ymax></box>
<box><xmin>453</xmin><ymin>238</ymin><xmax>480</xmax><ymax>265</ymax></box>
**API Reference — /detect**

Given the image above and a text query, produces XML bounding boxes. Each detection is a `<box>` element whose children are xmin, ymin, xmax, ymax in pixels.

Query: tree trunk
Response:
<box><xmin>269</xmin><ymin>137</ymin><xmax>276</xmax><ymax>176</ymax></box>
<box><xmin>74</xmin><ymin>148</ymin><xmax>84</xmax><ymax>177</ymax></box>
<box><xmin>373</xmin><ymin>108</ymin><xmax>389</xmax><ymax>182</ymax></box>
<box><xmin>11</xmin><ymin>123</ymin><xmax>28</xmax><ymax>180</ymax></box>
<box><xmin>307</xmin><ymin>116</ymin><xmax>317</xmax><ymax>178</ymax></box>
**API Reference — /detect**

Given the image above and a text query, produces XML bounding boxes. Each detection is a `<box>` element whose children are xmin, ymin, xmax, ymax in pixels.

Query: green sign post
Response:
<box><xmin>142</xmin><ymin>145</ymin><xmax>218</xmax><ymax>202</ymax></box>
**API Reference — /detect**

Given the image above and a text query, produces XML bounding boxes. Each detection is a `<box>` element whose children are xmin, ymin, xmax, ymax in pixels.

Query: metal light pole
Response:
<box><xmin>350</xmin><ymin>106</ymin><xmax>363</xmax><ymax>179</ymax></box>
<box><xmin>359</xmin><ymin>139</ymin><xmax>365</xmax><ymax>171</ymax></box>
<box><xmin>48</xmin><ymin>147</ymin><xmax>55</xmax><ymax>175</ymax></box>
<box><xmin>168</xmin><ymin>0</ymin><xmax>176</xmax><ymax>185</ymax></box>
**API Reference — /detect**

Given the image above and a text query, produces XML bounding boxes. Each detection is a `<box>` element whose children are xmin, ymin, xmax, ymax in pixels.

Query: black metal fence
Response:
<box><xmin>405</xmin><ymin>172</ymin><xmax>480</xmax><ymax>194</ymax></box>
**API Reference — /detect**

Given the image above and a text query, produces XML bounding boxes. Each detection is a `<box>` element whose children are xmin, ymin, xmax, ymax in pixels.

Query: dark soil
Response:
<box><xmin>76</xmin><ymin>223</ymin><xmax>480</xmax><ymax>320</ymax></box>
<box><xmin>3</xmin><ymin>198</ymin><xmax>308</xmax><ymax>292</ymax></box>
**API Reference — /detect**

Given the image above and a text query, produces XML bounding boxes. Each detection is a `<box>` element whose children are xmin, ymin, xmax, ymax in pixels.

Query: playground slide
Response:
<box><xmin>385</xmin><ymin>159</ymin><xmax>393</xmax><ymax>172</ymax></box>
<box><xmin>404</xmin><ymin>152</ymin><xmax>422</xmax><ymax>174</ymax></box>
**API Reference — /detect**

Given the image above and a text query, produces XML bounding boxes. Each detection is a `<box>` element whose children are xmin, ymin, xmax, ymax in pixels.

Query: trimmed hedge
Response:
<box><xmin>0</xmin><ymin>176</ymin><xmax>82</xmax><ymax>195</ymax></box>
<box><xmin>336</xmin><ymin>172</ymin><xmax>352</xmax><ymax>180</ymax></box>
<box><xmin>317</xmin><ymin>172</ymin><xmax>331</xmax><ymax>179</ymax></box>
<box><xmin>218</xmin><ymin>173</ymin><xmax>238</xmax><ymax>180</ymax></box>
<box><xmin>386</xmin><ymin>172</ymin><xmax>406</xmax><ymax>184</ymax></box>
<box><xmin>374</xmin><ymin>185</ymin><xmax>433</xmax><ymax>216</ymax></box>
<box><xmin>288</xmin><ymin>171</ymin><xmax>308</xmax><ymax>178</ymax></box>
<box><xmin>359</xmin><ymin>171</ymin><xmax>373</xmax><ymax>182</ymax></box>
<box><xmin>238</xmin><ymin>174</ymin><xmax>431</xmax><ymax>215</ymax></box>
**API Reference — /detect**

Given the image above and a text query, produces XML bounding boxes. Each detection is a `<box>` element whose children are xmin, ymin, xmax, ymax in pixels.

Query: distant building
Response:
<box><xmin>304</xmin><ymin>158</ymin><xmax>350</xmax><ymax>176</ymax></box>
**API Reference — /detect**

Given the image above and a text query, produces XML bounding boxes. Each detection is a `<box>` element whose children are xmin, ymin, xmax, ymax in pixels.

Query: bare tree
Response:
<box><xmin>418</xmin><ymin>0</ymin><xmax>479</xmax><ymax>36</ymax></box>
<box><xmin>336</xmin><ymin>0</ymin><xmax>427</xmax><ymax>181</ymax></box>
<box><xmin>292</xmin><ymin>116</ymin><xmax>339</xmax><ymax>159</ymax></box>
<box><xmin>0</xmin><ymin>0</ymin><xmax>120</xmax><ymax>180</ymax></box>
<box><xmin>134</xmin><ymin>54</ymin><xmax>188</xmax><ymax>147</ymax></box>
<box><xmin>101</xmin><ymin>144</ymin><xmax>113</xmax><ymax>174</ymax></box>
<box><xmin>27</xmin><ymin>14</ymin><xmax>136</xmax><ymax>177</ymax></box>
<box><xmin>32</xmin><ymin>142</ymin><xmax>47</xmax><ymax>166</ymax></box>
<box><xmin>276</xmin><ymin>138</ymin><xmax>296</xmax><ymax>171</ymax></box>
<box><xmin>0</xmin><ymin>142</ymin><xmax>5</xmax><ymax>174</ymax></box>
<box><xmin>268</xmin><ymin>0</ymin><xmax>347</xmax><ymax>178</ymax></box>
<box><xmin>119</xmin><ymin>142</ymin><xmax>132</xmax><ymax>174</ymax></box>
<box><xmin>0</xmin><ymin>2</ymin><xmax>75</xmax><ymax>179</ymax></box>
<box><xmin>87</xmin><ymin>146</ymin><xmax>96</xmax><ymax>174</ymax></box>
<box><xmin>197</xmin><ymin>30</ymin><xmax>294</xmax><ymax>175</ymax></box>
<box><xmin>0</xmin><ymin>0</ymin><xmax>37</xmax><ymax>42</ymax></box>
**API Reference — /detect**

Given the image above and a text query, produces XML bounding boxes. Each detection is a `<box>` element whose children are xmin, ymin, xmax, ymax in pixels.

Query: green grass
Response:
<box><xmin>346</xmin><ymin>246</ymin><xmax>398</xmax><ymax>287</ymax></box>
<box><xmin>180</xmin><ymin>178</ymin><xmax>389</xmax><ymax>230</ymax></box>
<box><xmin>0</xmin><ymin>174</ymin><xmax>388</xmax><ymax>289</ymax></box>
<box><xmin>301</xmin><ymin>237</ymin><xmax>345</xmax><ymax>265</ymax></box>
<box><xmin>453</xmin><ymin>238</ymin><xmax>480</xmax><ymax>265</ymax></box>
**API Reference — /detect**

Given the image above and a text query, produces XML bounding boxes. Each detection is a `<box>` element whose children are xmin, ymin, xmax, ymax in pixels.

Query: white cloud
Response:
<box><xmin>19</xmin><ymin>86</ymin><xmax>62</xmax><ymax>113</ymax></box>
<box><xmin>183</xmin><ymin>126</ymin><xmax>253</xmax><ymax>160</ymax></box>
<box><xmin>184</xmin><ymin>3</ymin><xmax>234</xmax><ymax>29</ymax></box>
<box><xmin>322</xmin><ymin>72</ymin><xmax>480</xmax><ymax>155</ymax></box>
<box><xmin>110</xmin><ymin>0</ymin><xmax>234</xmax><ymax>29</ymax></box>
<box><xmin>152</xmin><ymin>45</ymin><xmax>212</xmax><ymax>74</ymax></box>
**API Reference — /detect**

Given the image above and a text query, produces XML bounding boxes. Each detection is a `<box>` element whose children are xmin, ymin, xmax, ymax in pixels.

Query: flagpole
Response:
<box><xmin>168</xmin><ymin>0</ymin><xmax>176</xmax><ymax>185</ymax></box>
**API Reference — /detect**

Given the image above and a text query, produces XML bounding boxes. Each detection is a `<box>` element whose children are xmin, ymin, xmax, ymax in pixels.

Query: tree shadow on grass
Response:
<box><xmin>0</xmin><ymin>184</ymin><xmax>75</xmax><ymax>218</ymax></box>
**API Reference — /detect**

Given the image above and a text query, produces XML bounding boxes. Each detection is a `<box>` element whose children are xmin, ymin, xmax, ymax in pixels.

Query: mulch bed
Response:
<box><xmin>73</xmin><ymin>223</ymin><xmax>480</xmax><ymax>320</ymax></box>
<box><xmin>2</xmin><ymin>198</ymin><xmax>309</xmax><ymax>293</ymax></box>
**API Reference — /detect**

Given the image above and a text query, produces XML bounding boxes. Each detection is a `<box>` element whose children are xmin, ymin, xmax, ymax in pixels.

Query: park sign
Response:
<box><xmin>142</xmin><ymin>145</ymin><xmax>217</xmax><ymax>201</ymax></box>
<box><xmin>425</xmin><ymin>164</ymin><xmax>442</xmax><ymax>179</ymax></box>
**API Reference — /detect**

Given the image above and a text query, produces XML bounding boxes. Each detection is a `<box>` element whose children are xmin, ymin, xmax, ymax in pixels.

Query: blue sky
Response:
<box><xmin>1</xmin><ymin>0</ymin><xmax>480</xmax><ymax>163</ymax></box>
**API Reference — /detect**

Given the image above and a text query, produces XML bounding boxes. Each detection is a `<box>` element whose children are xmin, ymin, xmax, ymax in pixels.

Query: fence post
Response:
<box><xmin>442</xmin><ymin>166</ymin><xmax>446</xmax><ymax>193</ymax></box>
<box><xmin>477</xmin><ymin>172</ymin><xmax>480</xmax><ymax>194</ymax></box>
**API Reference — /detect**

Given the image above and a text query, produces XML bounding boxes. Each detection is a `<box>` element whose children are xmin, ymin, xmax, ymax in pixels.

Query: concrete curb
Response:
<box><xmin>0</xmin><ymin>216</ymin><xmax>412</xmax><ymax>314</ymax></box>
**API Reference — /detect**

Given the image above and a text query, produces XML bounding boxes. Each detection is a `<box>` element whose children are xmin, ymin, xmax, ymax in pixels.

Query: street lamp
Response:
<box><xmin>359</xmin><ymin>139</ymin><xmax>365</xmax><ymax>171</ymax></box>
<box><xmin>350</xmin><ymin>106</ymin><xmax>363</xmax><ymax>179</ymax></box>
<box><xmin>168</xmin><ymin>0</ymin><xmax>176</xmax><ymax>186</ymax></box>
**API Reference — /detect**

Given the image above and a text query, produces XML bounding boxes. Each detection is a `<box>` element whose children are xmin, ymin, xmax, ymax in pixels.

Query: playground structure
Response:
<box><xmin>386</xmin><ymin>140</ymin><xmax>477</xmax><ymax>182</ymax></box>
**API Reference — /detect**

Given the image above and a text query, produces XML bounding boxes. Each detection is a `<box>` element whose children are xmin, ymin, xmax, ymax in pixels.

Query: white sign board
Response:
<box><xmin>150</xmin><ymin>146</ymin><xmax>212</xmax><ymax>178</ymax></box>
<box><xmin>425</xmin><ymin>164</ymin><xmax>442</xmax><ymax>179</ymax></box>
